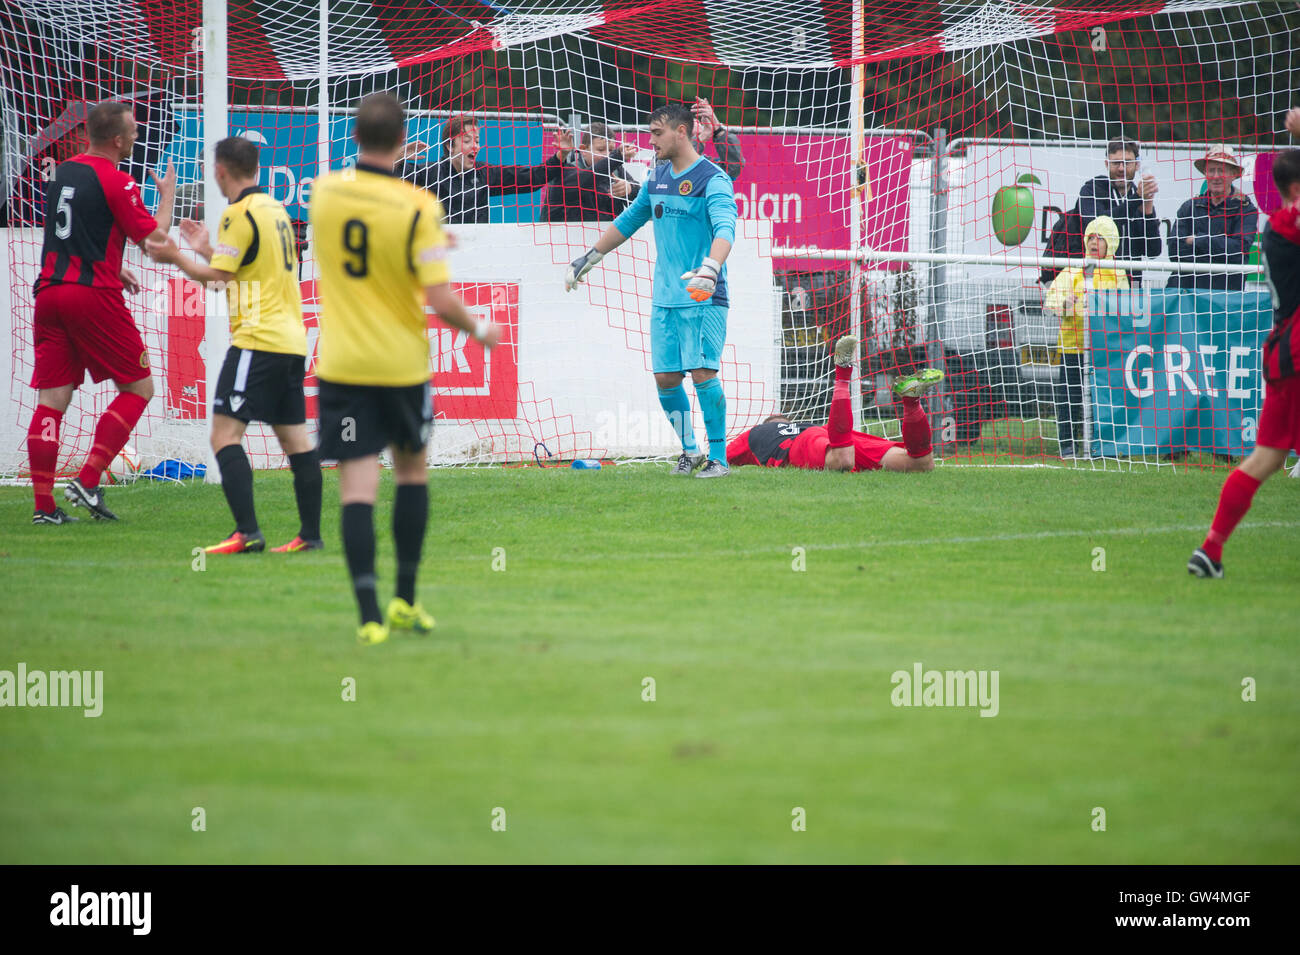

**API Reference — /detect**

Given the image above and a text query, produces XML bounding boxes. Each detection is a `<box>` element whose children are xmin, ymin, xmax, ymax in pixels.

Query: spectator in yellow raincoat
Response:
<box><xmin>1045</xmin><ymin>215</ymin><xmax>1129</xmax><ymax>458</ymax></box>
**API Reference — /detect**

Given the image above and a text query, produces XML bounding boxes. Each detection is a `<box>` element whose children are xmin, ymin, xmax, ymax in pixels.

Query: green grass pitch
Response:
<box><xmin>1</xmin><ymin>464</ymin><xmax>1297</xmax><ymax>863</ymax></box>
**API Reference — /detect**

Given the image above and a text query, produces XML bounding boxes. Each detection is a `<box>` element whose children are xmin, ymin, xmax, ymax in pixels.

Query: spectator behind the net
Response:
<box><xmin>1166</xmin><ymin>145</ymin><xmax>1259</xmax><ymax>292</ymax></box>
<box><xmin>1074</xmin><ymin>137</ymin><xmax>1161</xmax><ymax>285</ymax></box>
<box><xmin>543</xmin><ymin>121</ymin><xmax>633</xmax><ymax>222</ymax></box>
<box><xmin>616</xmin><ymin>98</ymin><xmax>746</xmax><ymax>206</ymax></box>
<box><xmin>172</xmin><ymin>160</ymin><xmax>204</xmax><ymax>221</ymax></box>
<box><xmin>1044</xmin><ymin>216</ymin><xmax>1129</xmax><ymax>460</ymax></box>
<box><xmin>397</xmin><ymin>114</ymin><xmax>572</xmax><ymax>224</ymax></box>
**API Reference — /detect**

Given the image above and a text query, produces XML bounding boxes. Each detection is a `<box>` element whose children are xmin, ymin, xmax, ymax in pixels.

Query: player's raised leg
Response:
<box><xmin>880</xmin><ymin>368</ymin><xmax>944</xmax><ymax>473</ymax></box>
<box><xmin>205</xmin><ymin>412</ymin><xmax>265</xmax><ymax>553</ymax></box>
<box><xmin>822</xmin><ymin>335</ymin><xmax>859</xmax><ymax>472</ymax></box>
<box><xmin>270</xmin><ymin>422</ymin><xmax>323</xmax><ymax>553</ymax></box>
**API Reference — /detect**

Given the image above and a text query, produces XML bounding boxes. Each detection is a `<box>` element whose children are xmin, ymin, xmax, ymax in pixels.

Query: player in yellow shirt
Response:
<box><xmin>146</xmin><ymin>136</ymin><xmax>322</xmax><ymax>555</ymax></box>
<box><xmin>310</xmin><ymin>93</ymin><xmax>501</xmax><ymax>646</ymax></box>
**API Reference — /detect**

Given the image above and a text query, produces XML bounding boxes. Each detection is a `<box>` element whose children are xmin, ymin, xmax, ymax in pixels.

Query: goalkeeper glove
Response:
<box><xmin>564</xmin><ymin>248</ymin><xmax>604</xmax><ymax>291</ymax></box>
<box><xmin>681</xmin><ymin>257</ymin><xmax>721</xmax><ymax>302</ymax></box>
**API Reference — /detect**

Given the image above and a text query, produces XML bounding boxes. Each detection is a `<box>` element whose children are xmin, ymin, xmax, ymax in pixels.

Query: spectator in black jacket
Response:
<box><xmin>1075</xmin><ymin>138</ymin><xmax>1162</xmax><ymax>284</ymax></box>
<box><xmin>546</xmin><ymin>102</ymin><xmax>746</xmax><ymax>220</ymax></box>
<box><xmin>1166</xmin><ymin>145</ymin><xmax>1259</xmax><ymax>292</ymax></box>
<box><xmin>543</xmin><ymin>121</ymin><xmax>631</xmax><ymax>222</ymax></box>
<box><xmin>397</xmin><ymin>114</ymin><xmax>572</xmax><ymax>224</ymax></box>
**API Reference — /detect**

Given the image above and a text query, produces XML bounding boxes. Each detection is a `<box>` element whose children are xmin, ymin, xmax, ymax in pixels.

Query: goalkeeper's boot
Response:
<box><xmin>386</xmin><ymin>597</ymin><xmax>435</xmax><ymax>636</ymax></box>
<box><xmin>893</xmin><ymin>368</ymin><xmax>945</xmax><ymax>399</ymax></box>
<box><xmin>833</xmin><ymin>334</ymin><xmax>860</xmax><ymax>368</ymax></box>
<box><xmin>671</xmin><ymin>452</ymin><xmax>706</xmax><ymax>476</ymax></box>
<box><xmin>271</xmin><ymin>535</ymin><xmax>325</xmax><ymax>553</ymax></box>
<box><xmin>357</xmin><ymin>621</ymin><xmax>390</xmax><ymax>646</ymax></box>
<box><xmin>64</xmin><ymin>478</ymin><xmax>118</xmax><ymax>521</ymax></box>
<box><xmin>694</xmin><ymin>460</ymin><xmax>731</xmax><ymax>479</ymax></box>
<box><xmin>1187</xmin><ymin>547</ymin><xmax>1224</xmax><ymax>579</ymax></box>
<box><xmin>205</xmin><ymin>529</ymin><xmax>266</xmax><ymax>555</ymax></box>
<box><xmin>33</xmin><ymin>507</ymin><xmax>80</xmax><ymax>525</ymax></box>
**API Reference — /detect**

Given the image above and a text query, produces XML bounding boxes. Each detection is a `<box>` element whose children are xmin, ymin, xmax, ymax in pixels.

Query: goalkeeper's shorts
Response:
<box><xmin>650</xmin><ymin>304</ymin><xmax>726</xmax><ymax>374</ymax></box>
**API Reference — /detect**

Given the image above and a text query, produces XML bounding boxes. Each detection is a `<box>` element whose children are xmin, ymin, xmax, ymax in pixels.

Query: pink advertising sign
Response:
<box><xmin>623</xmin><ymin>132</ymin><xmax>914</xmax><ymax>271</ymax></box>
<box><xmin>737</xmin><ymin>133</ymin><xmax>915</xmax><ymax>271</ymax></box>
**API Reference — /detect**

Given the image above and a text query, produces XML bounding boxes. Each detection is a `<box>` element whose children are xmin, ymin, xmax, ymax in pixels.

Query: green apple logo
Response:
<box><xmin>991</xmin><ymin>173</ymin><xmax>1041</xmax><ymax>246</ymax></box>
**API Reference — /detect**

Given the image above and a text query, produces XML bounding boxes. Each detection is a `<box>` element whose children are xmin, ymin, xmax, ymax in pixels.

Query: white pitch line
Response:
<box><xmin>504</xmin><ymin>520</ymin><xmax>1300</xmax><ymax>563</ymax></box>
<box><xmin>3</xmin><ymin>521</ymin><xmax>1295</xmax><ymax>569</ymax></box>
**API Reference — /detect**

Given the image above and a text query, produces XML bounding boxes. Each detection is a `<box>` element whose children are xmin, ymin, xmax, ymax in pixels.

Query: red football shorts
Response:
<box><xmin>31</xmin><ymin>284</ymin><xmax>150</xmax><ymax>388</ymax></box>
<box><xmin>788</xmin><ymin>426</ymin><xmax>905</xmax><ymax>471</ymax></box>
<box><xmin>1257</xmin><ymin>375</ymin><xmax>1300</xmax><ymax>453</ymax></box>
<box><xmin>725</xmin><ymin>429</ymin><xmax>758</xmax><ymax>467</ymax></box>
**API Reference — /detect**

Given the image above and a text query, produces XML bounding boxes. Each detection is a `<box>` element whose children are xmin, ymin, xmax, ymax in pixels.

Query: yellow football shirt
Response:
<box><xmin>208</xmin><ymin>188</ymin><xmax>307</xmax><ymax>356</ymax></box>
<box><xmin>310</xmin><ymin>164</ymin><xmax>452</xmax><ymax>386</ymax></box>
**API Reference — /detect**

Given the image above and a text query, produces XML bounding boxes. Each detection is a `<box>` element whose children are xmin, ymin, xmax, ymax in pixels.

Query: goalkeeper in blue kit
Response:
<box><xmin>565</xmin><ymin>103</ymin><xmax>737</xmax><ymax>478</ymax></box>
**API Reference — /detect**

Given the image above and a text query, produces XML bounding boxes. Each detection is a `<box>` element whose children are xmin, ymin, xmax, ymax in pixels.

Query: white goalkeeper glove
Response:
<box><xmin>564</xmin><ymin>248</ymin><xmax>604</xmax><ymax>291</ymax></box>
<box><xmin>681</xmin><ymin>257</ymin><xmax>721</xmax><ymax>302</ymax></box>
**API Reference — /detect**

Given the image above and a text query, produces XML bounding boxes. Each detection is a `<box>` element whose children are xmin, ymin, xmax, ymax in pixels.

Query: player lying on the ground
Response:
<box><xmin>726</xmin><ymin>335</ymin><xmax>942</xmax><ymax>472</ymax></box>
<box><xmin>146</xmin><ymin>135</ymin><xmax>322</xmax><ymax>555</ymax></box>
<box><xmin>1188</xmin><ymin>147</ymin><xmax>1300</xmax><ymax>578</ymax></box>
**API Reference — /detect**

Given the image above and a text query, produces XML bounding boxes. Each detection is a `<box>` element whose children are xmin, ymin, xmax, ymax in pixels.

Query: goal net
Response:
<box><xmin>1</xmin><ymin>0</ymin><xmax>1295</xmax><ymax>477</ymax></box>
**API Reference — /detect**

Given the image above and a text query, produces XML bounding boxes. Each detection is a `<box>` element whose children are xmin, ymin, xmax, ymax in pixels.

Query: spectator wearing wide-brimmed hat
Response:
<box><xmin>1167</xmin><ymin>144</ymin><xmax>1259</xmax><ymax>291</ymax></box>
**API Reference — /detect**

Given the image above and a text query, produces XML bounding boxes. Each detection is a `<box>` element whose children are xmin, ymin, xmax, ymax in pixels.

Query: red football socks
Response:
<box><xmin>1202</xmin><ymin>468</ymin><xmax>1262</xmax><ymax>563</ymax></box>
<box><xmin>900</xmin><ymin>396</ymin><xmax>932</xmax><ymax>458</ymax></box>
<box><xmin>27</xmin><ymin>404</ymin><xmax>63</xmax><ymax>513</ymax></box>
<box><xmin>79</xmin><ymin>391</ymin><xmax>148</xmax><ymax>489</ymax></box>
<box><xmin>827</xmin><ymin>364</ymin><xmax>853</xmax><ymax>448</ymax></box>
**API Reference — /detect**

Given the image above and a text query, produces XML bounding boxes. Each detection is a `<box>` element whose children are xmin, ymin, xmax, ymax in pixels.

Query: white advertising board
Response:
<box><xmin>1</xmin><ymin>220</ymin><xmax>777</xmax><ymax>471</ymax></box>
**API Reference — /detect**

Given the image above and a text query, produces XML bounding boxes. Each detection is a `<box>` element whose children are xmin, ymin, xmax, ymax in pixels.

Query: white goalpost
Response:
<box><xmin>201</xmin><ymin>0</ymin><xmax>229</xmax><ymax>485</ymax></box>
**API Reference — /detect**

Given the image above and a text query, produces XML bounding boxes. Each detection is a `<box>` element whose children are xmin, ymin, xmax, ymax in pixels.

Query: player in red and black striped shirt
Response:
<box><xmin>26</xmin><ymin>100</ymin><xmax>175</xmax><ymax>524</ymax></box>
<box><xmin>1189</xmin><ymin>145</ymin><xmax>1300</xmax><ymax>577</ymax></box>
<box><xmin>727</xmin><ymin>335</ymin><xmax>941</xmax><ymax>474</ymax></box>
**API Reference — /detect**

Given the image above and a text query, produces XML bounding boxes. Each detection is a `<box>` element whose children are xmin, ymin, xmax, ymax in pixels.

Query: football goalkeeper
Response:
<box><xmin>564</xmin><ymin>103</ymin><xmax>737</xmax><ymax>478</ymax></box>
<box><xmin>727</xmin><ymin>336</ymin><xmax>942</xmax><ymax>472</ymax></box>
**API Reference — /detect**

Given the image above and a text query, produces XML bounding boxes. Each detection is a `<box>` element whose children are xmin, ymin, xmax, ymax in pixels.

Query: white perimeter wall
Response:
<box><xmin>1</xmin><ymin>218</ymin><xmax>777</xmax><ymax>471</ymax></box>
